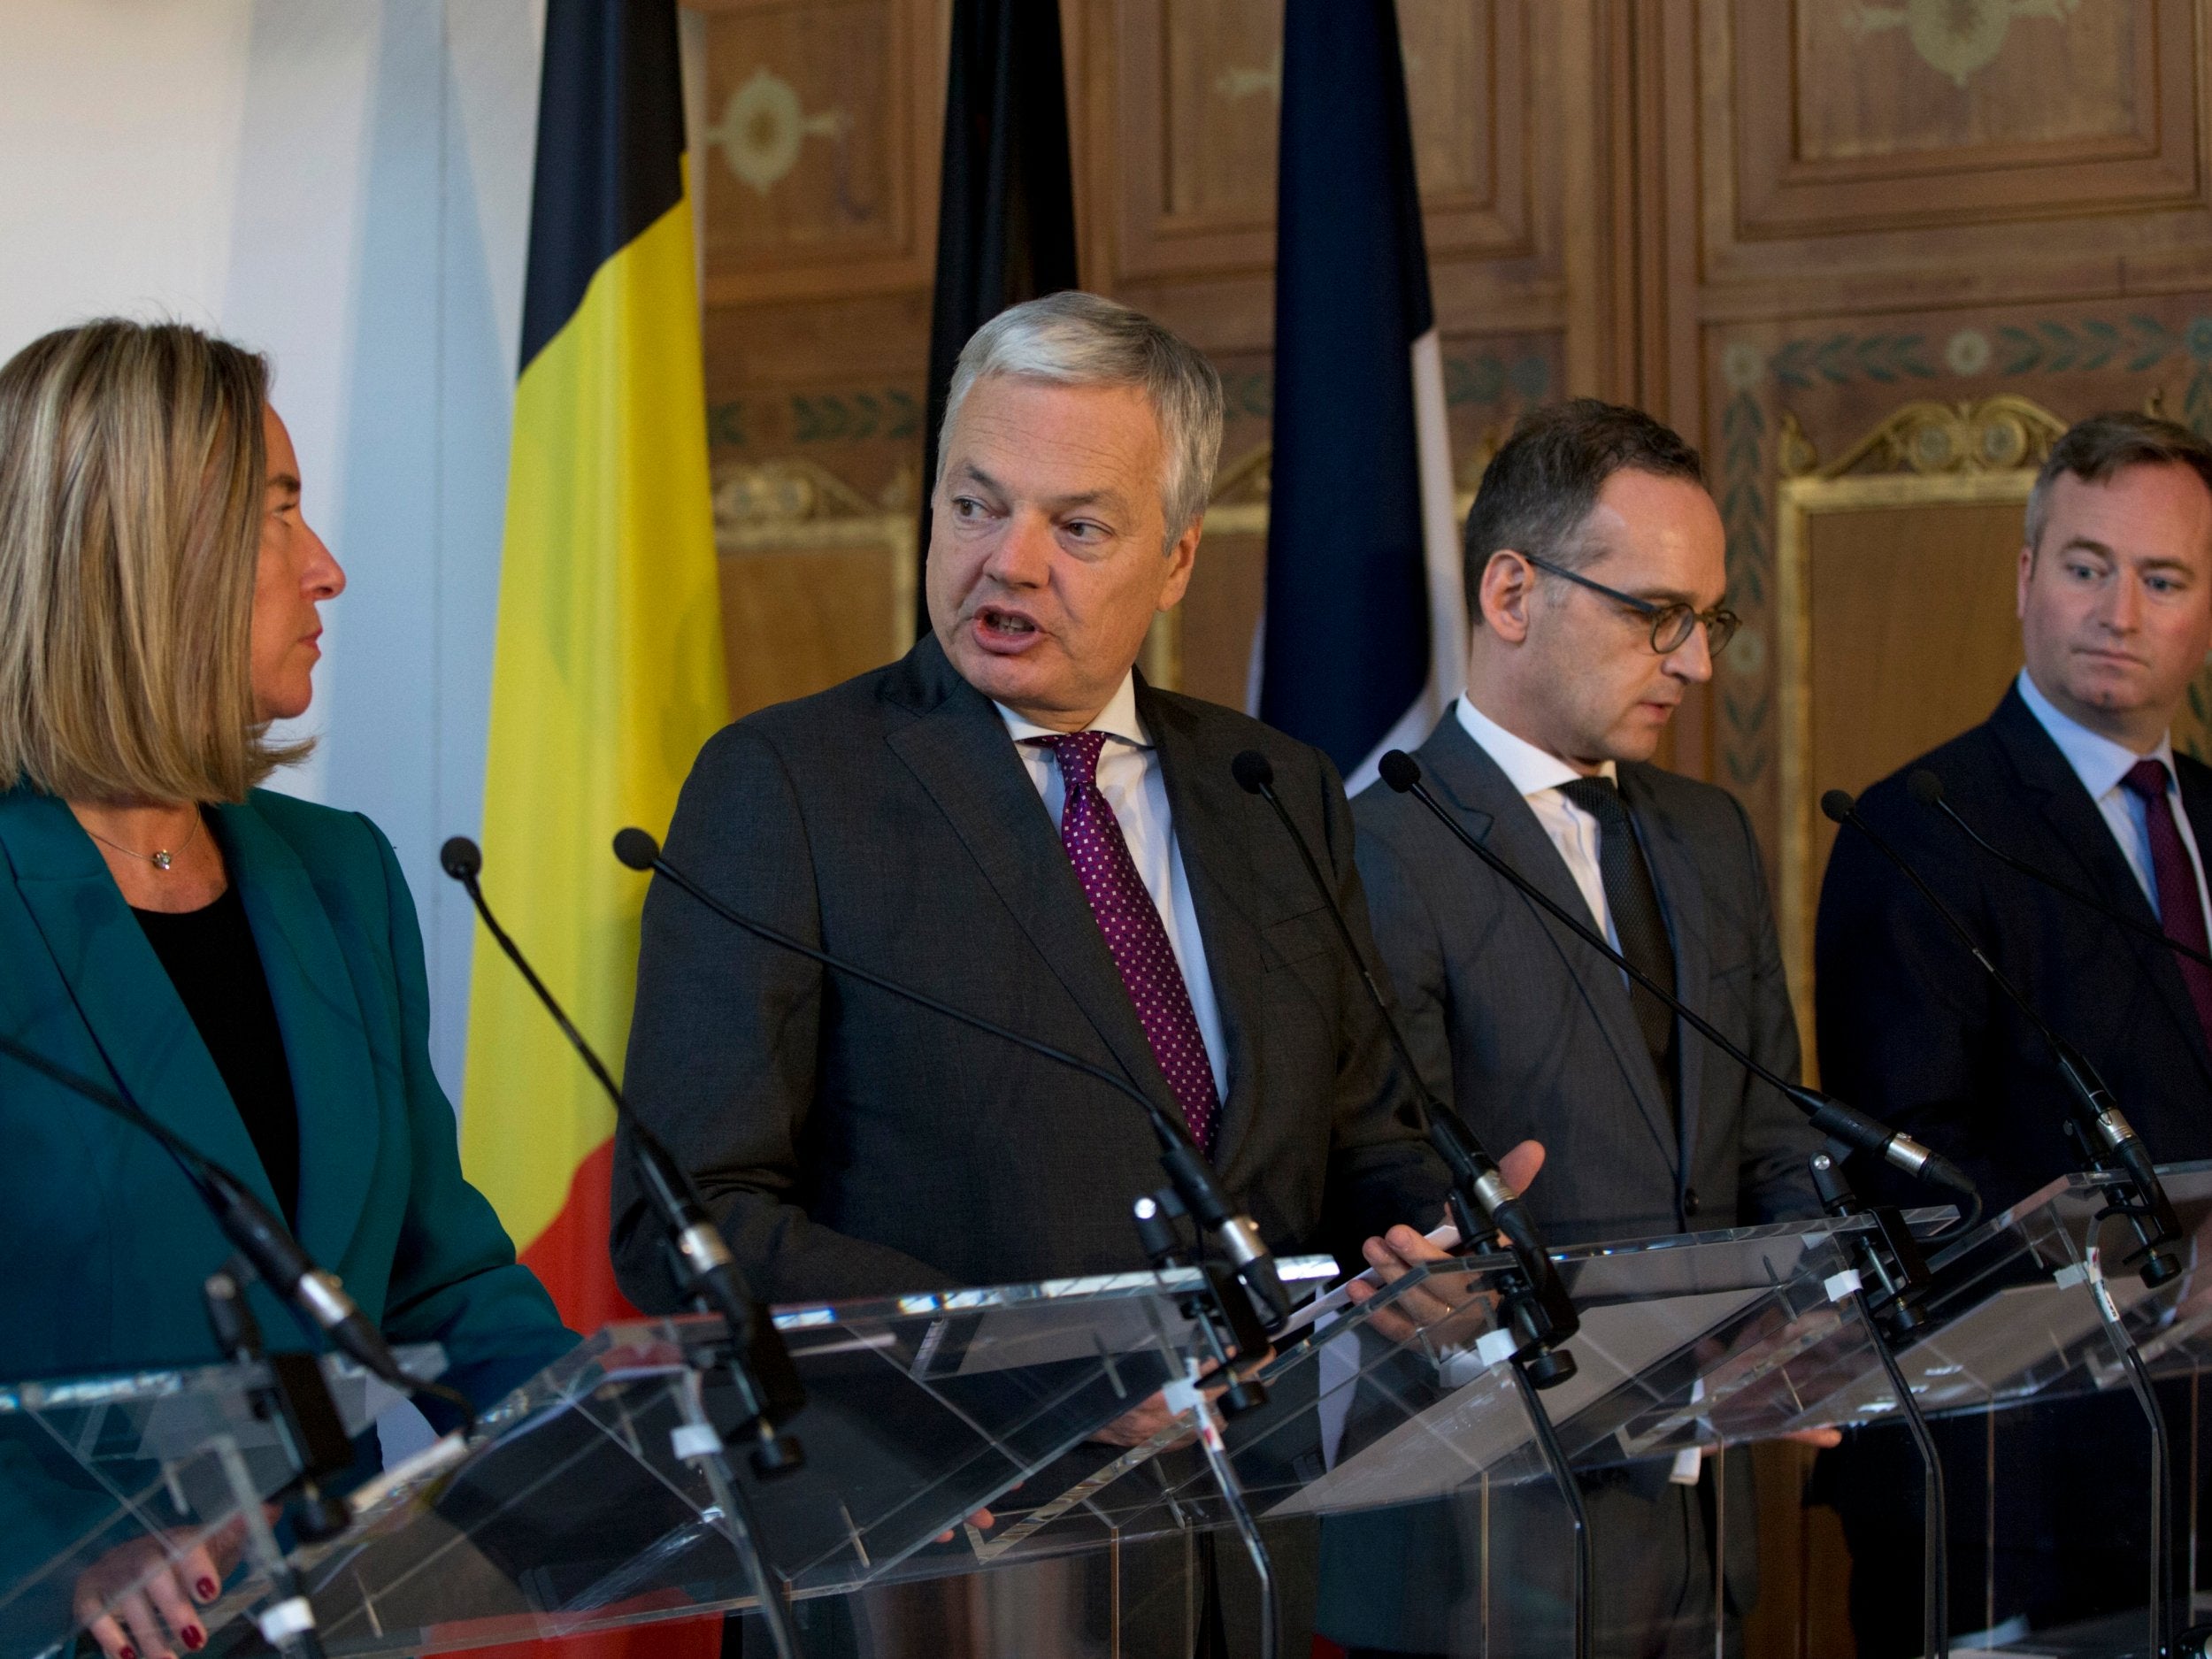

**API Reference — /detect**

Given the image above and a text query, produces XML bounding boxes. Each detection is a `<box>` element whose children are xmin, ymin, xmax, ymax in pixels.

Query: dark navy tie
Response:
<box><xmin>1560</xmin><ymin>776</ymin><xmax>1678</xmax><ymax>1114</ymax></box>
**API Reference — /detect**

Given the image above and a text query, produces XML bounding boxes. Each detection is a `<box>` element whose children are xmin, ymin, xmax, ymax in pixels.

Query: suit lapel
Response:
<box><xmin>0</xmin><ymin>789</ymin><xmax>282</xmax><ymax>1219</ymax></box>
<box><xmin>209</xmin><ymin>801</ymin><xmax>381</xmax><ymax>1267</ymax></box>
<box><xmin>882</xmin><ymin>641</ymin><xmax>1181</xmax><ymax>1121</ymax></box>
<box><xmin>1990</xmin><ymin>687</ymin><xmax>2212</xmax><ymax>1080</ymax></box>
<box><xmin>1419</xmin><ymin>718</ymin><xmax>1680</xmax><ymax>1173</ymax></box>
<box><xmin>1141</xmin><ymin>685</ymin><xmax>1266</xmax><ymax>1180</ymax></box>
<box><xmin>1621</xmin><ymin>765</ymin><xmax>1707</xmax><ymax>1175</ymax></box>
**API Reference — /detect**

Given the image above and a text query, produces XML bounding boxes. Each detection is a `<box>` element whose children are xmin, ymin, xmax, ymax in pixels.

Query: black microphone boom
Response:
<box><xmin>1230</xmin><ymin>749</ymin><xmax>1579</xmax><ymax>1379</ymax></box>
<box><xmin>611</xmin><ymin>827</ymin><xmax>1293</xmax><ymax>1335</ymax></box>
<box><xmin>440</xmin><ymin>836</ymin><xmax>806</xmax><ymax>1463</ymax></box>
<box><xmin>1819</xmin><ymin>790</ymin><xmax>2180</xmax><ymax>1282</ymax></box>
<box><xmin>1376</xmin><ymin>751</ymin><xmax>1978</xmax><ymax>1203</ymax></box>
<box><xmin>1909</xmin><ymin>768</ymin><xmax>2212</xmax><ymax>970</ymax></box>
<box><xmin>0</xmin><ymin>1029</ymin><xmax>473</xmax><ymax>1426</ymax></box>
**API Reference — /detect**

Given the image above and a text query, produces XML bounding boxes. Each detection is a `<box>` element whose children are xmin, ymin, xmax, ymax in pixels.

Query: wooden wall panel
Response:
<box><xmin>1698</xmin><ymin>0</ymin><xmax>2212</xmax><ymax>310</ymax></box>
<box><xmin>695</xmin><ymin>0</ymin><xmax>941</xmax><ymax>304</ymax></box>
<box><xmin>1094</xmin><ymin>0</ymin><xmax>1572</xmax><ymax>342</ymax></box>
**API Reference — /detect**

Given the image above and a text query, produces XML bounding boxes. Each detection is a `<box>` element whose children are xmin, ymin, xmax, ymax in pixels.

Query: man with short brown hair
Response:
<box><xmin>1815</xmin><ymin>411</ymin><xmax>2212</xmax><ymax>1652</ymax></box>
<box><xmin>1818</xmin><ymin>410</ymin><xmax>2212</xmax><ymax>1210</ymax></box>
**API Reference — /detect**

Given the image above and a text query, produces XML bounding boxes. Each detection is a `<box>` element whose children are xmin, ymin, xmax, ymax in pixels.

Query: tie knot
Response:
<box><xmin>2124</xmin><ymin>757</ymin><xmax>2174</xmax><ymax>803</ymax></box>
<box><xmin>1558</xmin><ymin>774</ymin><xmax>1629</xmax><ymax>828</ymax></box>
<box><xmin>1033</xmin><ymin>729</ymin><xmax>1109</xmax><ymax>788</ymax></box>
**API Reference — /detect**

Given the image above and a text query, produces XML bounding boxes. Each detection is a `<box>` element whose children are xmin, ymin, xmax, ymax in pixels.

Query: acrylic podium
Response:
<box><xmin>15</xmin><ymin>1211</ymin><xmax>1937</xmax><ymax>1659</ymax></box>
<box><xmin>42</xmin><ymin>1170</ymin><xmax>2212</xmax><ymax>1659</ymax></box>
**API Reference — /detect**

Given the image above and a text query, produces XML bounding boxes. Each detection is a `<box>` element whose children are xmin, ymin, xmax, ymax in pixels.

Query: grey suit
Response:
<box><xmin>1334</xmin><ymin>709</ymin><xmax>1821</xmax><ymax>1657</ymax></box>
<box><xmin>618</xmin><ymin>636</ymin><xmax>1452</xmax><ymax>1655</ymax></box>
<box><xmin>1352</xmin><ymin>710</ymin><xmax>1817</xmax><ymax>1244</ymax></box>
<box><xmin>615</xmin><ymin>634</ymin><xmax>1448</xmax><ymax>1310</ymax></box>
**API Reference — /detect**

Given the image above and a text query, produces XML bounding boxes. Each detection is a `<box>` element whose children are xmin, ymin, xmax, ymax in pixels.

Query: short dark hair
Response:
<box><xmin>1462</xmin><ymin>398</ymin><xmax>1707</xmax><ymax>609</ymax></box>
<box><xmin>2024</xmin><ymin>411</ymin><xmax>2212</xmax><ymax>556</ymax></box>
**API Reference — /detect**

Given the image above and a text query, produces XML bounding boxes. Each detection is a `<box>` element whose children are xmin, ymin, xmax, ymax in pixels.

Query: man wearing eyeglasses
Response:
<box><xmin>1336</xmin><ymin>399</ymin><xmax>1822</xmax><ymax>1658</ymax></box>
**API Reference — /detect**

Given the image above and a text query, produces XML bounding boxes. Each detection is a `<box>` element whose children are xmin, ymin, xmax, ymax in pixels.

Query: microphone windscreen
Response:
<box><xmin>439</xmin><ymin>836</ymin><xmax>482</xmax><ymax>879</ymax></box>
<box><xmin>1231</xmin><ymin>749</ymin><xmax>1274</xmax><ymax>795</ymax></box>
<box><xmin>1378</xmin><ymin>750</ymin><xmax>1421</xmax><ymax>793</ymax></box>
<box><xmin>612</xmin><ymin>827</ymin><xmax>661</xmax><ymax>871</ymax></box>
<box><xmin>1819</xmin><ymin>789</ymin><xmax>1856</xmax><ymax>825</ymax></box>
<box><xmin>1908</xmin><ymin>769</ymin><xmax>1945</xmax><ymax>808</ymax></box>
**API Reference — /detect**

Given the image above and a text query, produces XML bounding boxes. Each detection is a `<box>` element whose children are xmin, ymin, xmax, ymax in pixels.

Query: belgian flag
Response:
<box><xmin>460</xmin><ymin>0</ymin><xmax>726</xmax><ymax>1340</ymax></box>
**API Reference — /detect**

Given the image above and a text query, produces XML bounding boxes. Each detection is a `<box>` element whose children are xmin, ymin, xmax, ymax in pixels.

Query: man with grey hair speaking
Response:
<box><xmin>615</xmin><ymin>291</ymin><xmax>1536</xmax><ymax>1647</ymax></box>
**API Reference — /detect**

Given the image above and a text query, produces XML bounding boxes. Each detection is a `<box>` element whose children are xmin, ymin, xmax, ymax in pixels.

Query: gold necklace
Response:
<box><xmin>83</xmin><ymin>809</ymin><xmax>204</xmax><ymax>872</ymax></box>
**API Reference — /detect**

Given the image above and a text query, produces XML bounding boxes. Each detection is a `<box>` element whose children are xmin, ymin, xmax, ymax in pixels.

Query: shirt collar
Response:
<box><xmin>2016</xmin><ymin>666</ymin><xmax>2175</xmax><ymax>799</ymax></box>
<box><xmin>995</xmin><ymin>672</ymin><xmax>1151</xmax><ymax>750</ymax></box>
<box><xmin>1454</xmin><ymin>695</ymin><xmax>1617</xmax><ymax>799</ymax></box>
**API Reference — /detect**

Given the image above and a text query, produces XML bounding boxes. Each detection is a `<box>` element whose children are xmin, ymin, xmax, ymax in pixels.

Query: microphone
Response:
<box><xmin>1231</xmin><ymin>749</ymin><xmax>1579</xmax><ymax>1379</ymax></box>
<box><xmin>1377</xmin><ymin>751</ymin><xmax>1978</xmax><ymax>1202</ymax></box>
<box><xmin>1909</xmin><ymin>768</ymin><xmax>2212</xmax><ymax>970</ymax></box>
<box><xmin>441</xmin><ymin>837</ymin><xmax>804</xmax><ymax>1469</ymax></box>
<box><xmin>611</xmin><ymin>827</ymin><xmax>1293</xmax><ymax>1334</ymax></box>
<box><xmin>1821</xmin><ymin>789</ymin><xmax>2180</xmax><ymax>1281</ymax></box>
<box><xmin>0</xmin><ymin>1028</ymin><xmax>473</xmax><ymax>1424</ymax></box>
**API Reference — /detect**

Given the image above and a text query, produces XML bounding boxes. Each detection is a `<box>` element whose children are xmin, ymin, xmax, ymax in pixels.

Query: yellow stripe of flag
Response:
<box><xmin>460</xmin><ymin>169</ymin><xmax>725</xmax><ymax>1329</ymax></box>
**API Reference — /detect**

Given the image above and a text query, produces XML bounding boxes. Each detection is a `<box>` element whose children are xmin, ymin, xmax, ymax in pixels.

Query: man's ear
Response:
<box><xmin>1158</xmin><ymin>517</ymin><xmax>1202</xmax><ymax>611</ymax></box>
<box><xmin>2016</xmin><ymin>540</ymin><xmax>2033</xmax><ymax>623</ymax></box>
<box><xmin>1479</xmin><ymin>549</ymin><xmax>1536</xmax><ymax>645</ymax></box>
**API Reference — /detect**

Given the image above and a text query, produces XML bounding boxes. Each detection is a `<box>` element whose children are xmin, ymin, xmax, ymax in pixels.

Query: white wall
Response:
<box><xmin>0</xmin><ymin>0</ymin><xmax>548</xmax><ymax>1100</ymax></box>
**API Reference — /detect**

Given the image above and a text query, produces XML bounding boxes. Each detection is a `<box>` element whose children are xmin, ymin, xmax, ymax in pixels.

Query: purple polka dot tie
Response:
<box><xmin>2122</xmin><ymin>757</ymin><xmax>2212</xmax><ymax>1046</ymax></box>
<box><xmin>1032</xmin><ymin>731</ymin><xmax>1220</xmax><ymax>1152</ymax></box>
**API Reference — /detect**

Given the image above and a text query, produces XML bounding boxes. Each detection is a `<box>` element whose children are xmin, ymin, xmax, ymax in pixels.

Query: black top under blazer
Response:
<box><xmin>1816</xmin><ymin>682</ymin><xmax>2212</xmax><ymax>1211</ymax></box>
<box><xmin>1352</xmin><ymin>710</ymin><xmax>1822</xmax><ymax>1247</ymax></box>
<box><xmin>613</xmin><ymin>634</ymin><xmax>1449</xmax><ymax>1309</ymax></box>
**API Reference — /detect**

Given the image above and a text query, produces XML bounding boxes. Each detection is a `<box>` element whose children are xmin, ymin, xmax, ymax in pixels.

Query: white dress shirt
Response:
<box><xmin>1454</xmin><ymin>695</ymin><xmax>1697</xmax><ymax>1479</ymax></box>
<box><xmin>1455</xmin><ymin>695</ymin><xmax>1626</xmax><ymax>962</ymax></box>
<box><xmin>997</xmin><ymin>673</ymin><xmax>1230</xmax><ymax>1099</ymax></box>
<box><xmin>2016</xmin><ymin>668</ymin><xmax>2212</xmax><ymax>944</ymax></box>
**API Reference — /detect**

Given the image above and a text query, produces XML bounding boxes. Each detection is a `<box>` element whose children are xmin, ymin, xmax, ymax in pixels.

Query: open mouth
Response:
<box><xmin>973</xmin><ymin>605</ymin><xmax>1042</xmax><ymax>645</ymax></box>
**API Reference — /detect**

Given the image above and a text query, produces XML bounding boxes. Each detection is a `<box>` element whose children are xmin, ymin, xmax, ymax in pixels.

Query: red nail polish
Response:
<box><xmin>196</xmin><ymin>1578</ymin><xmax>218</xmax><ymax>1601</ymax></box>
<box><xmin>118</xmin><ymin>1647</ymin><xmax>136</xmax><ymax>1659</ymax></box>
<box><xmin>183</xmin><ymin>1626</ymin><xmax>206</xmax><ymax>1651</ymax></box>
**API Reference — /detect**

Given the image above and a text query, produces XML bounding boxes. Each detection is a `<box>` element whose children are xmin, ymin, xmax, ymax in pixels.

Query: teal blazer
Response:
<box><xmin>0</xmin><ymin>785</ymin><xmax>574</xmax><ymax>1408</ymax></box>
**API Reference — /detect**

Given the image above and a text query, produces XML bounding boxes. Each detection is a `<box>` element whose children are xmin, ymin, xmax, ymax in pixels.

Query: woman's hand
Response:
<box><xmin>72</xmin><ymin>1522</ymin><xmax>242</xmax><ymax>1659</ymax></box>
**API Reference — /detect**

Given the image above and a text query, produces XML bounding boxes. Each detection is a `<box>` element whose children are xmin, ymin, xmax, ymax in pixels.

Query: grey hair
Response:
<box><xmin>935</xmin><ymin>291</ymin><xmax>1225</xmax><ymax>543</ymax></box>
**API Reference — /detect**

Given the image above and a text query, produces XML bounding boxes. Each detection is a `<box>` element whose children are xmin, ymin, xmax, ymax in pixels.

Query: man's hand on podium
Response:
<box><xmin>1345</xmin><ymin>1138</ymin><xmax>1548</xmax><ymax>1344</ymax></box>
<box><xmin>1087</xmin><ymin>1350</ymin><xmax>1261</xmax><ymax>1449</ymax></box>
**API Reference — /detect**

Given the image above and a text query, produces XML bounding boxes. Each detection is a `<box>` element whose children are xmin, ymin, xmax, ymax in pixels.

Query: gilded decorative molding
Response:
<box><xmin>1770</xmin><ymin>399</ymin><xmax>2053</xmax><ymax>1057</ymax></box>
<box><xmin>1781</xmin><ymin>395</ymin><xmax>2069</xmax><ymax>480</ymax></box>
<box><xmin>712</xmin><ymin>457</ymin><xmax>918</xmax><ymax>653</ymax></box>
<box><xmin>1202</xmin><ymin>442</ymin><xmax>1273</xmax><ymax>537</ymax></box>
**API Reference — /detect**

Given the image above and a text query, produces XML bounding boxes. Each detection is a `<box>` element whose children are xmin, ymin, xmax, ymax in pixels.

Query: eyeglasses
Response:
<box><xmin>1521</xmin><ymin>553</ymin><xmax>1740</xmax><ymax>658</ymax></box>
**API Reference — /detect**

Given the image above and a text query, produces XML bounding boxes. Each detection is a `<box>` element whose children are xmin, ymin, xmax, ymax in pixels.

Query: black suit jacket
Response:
<box><xmin>1816</xmin><ymin>682</ymin><xmax>2212</xmax><ymax>1211</ymax></box>
<box><xmin>1352</xmin><ymin>710</ymin><xmax>1821</xmax><ymax>1247</ymax></box>
<box><xmin>613</xmin><ymin>634</ymin><xmax>1448</xmax><ymax>1309</ymax></box>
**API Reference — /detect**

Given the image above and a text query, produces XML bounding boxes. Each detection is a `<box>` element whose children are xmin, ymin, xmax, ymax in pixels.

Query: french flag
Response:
<box><xmin>1256</xmin><ymin>0</ymin><xmax>1463</xmax><ymax>793</ymax></box>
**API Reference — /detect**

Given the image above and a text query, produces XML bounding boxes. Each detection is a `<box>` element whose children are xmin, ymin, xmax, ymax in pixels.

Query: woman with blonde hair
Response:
<box><xmin>0</xmin><ymin>319</ymin><xmax>572</xmax><ymax>1659</ymax></box>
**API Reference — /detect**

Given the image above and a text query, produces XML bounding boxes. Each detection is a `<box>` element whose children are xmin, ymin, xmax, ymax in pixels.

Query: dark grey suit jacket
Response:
<box><xmin>1330</xmin><ymin>710</ymin><xmax>1818</xmax><ymax>1651</ymax></box>
<box><xmin>1351</xmin><ymin>710</ymin><xmax>1821</xmax><ymax>1247</ymax></box>
<box><xmin>1817</xmin><ymin>682</ymin><xmax>2212</xmax><ymax>1210</ymax></box>
<box><xmin>613</xmin><ymin>634</ymin><xmax>1449</xmax><ymax>1310</ymax></box>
